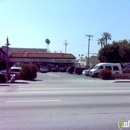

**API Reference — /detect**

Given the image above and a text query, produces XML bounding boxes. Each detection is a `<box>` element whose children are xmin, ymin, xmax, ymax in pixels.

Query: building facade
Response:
<box><xmin>0</xmin><ymin>48</ymin><xmax>7</xmax><ymax>70</ymax></box>
<box><xmin>8</xmin><ymin>51</ymin><xmax>76</xmax><ymax>69</ymax></box>
<box><xmin>76</xmin><ymin>56</ymin><xmax>99</xmax><ymax>67</ymax></box>
<box><xmin>2</xmin><ymin>46</ymin><xmax>47</xmax><ymax>53</ymax></box>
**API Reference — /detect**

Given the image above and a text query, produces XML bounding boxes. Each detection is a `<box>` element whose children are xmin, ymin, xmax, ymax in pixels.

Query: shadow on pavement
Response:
<box><xmin>32</xmin><ymin>79</ymin><xmax>43</xmax><ymax>82</ymax></box>
<box><xmin>0</xmin><ymin>84</ymin><xmax>10</xmax><ymax>86</ymax></box>
<box><xmin>114</xmin><ymin>81</ymin><xmax>130</xmax><ymax>83</ymax></box>
<box><xmin>12</xmin><ymin>82</ymin><xmax>29</xmax><ymax>84</ymax></box>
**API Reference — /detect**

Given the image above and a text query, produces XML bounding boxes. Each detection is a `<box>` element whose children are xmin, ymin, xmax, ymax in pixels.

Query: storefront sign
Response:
<box><xmin>28</xmin><ymin>58</ymin><xmax>52</xmax><ymax>62</ymax></box>
<box><xmin>28</xmin><ymin>58</ymin><xmax>75</xmax><ymax>63</ymax></box>
<box><xmin>54</xmin><ymin>59</ymin><xmax>72</xmax><ymax>62</ymax></box>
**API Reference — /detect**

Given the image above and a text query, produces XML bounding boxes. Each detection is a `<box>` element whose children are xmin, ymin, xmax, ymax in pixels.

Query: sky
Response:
<box><xmin>0</xmin><ymin>0</ymin><xmax>130</xmax><ymax>59</ymax></box>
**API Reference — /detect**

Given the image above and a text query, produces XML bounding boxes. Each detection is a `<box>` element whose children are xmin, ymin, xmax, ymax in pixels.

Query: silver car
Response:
<box><xmin>82</xmin><ymin>69</ymin><xmax>91</xmax><ymax>76</ymax></box>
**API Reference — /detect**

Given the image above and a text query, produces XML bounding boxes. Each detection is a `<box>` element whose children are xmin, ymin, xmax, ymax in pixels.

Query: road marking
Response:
<box><xmin>2</xmin><ymin>90</ymin><xmax>130</xmax><ymax>95</ymax></box>
<box><xmin>46</xmin><ymin>73</ymin><xmax>61</xmax><ymax>77</ymax></box>
<box><xmin>5</xmin><ymin>99</ymin><xmax>61</xmax><ymax>103</ymax></box>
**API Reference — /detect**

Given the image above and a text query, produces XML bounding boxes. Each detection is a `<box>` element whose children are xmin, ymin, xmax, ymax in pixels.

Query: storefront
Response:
<box><xmin>0</xmin><ymin>48</ymin><xmax>7</xmax><ymax>70</ymax></box>
<box><xmin>8</xmin><ymin>52</ymin><xmax>76</xmax><ymax>69</ymax></box>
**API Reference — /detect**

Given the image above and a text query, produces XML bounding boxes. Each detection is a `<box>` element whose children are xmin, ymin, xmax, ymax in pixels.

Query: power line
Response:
<box><xmin>93</xmin><ymin>12</ymin><xmax>130</xmax><ymax>36</ymax></box>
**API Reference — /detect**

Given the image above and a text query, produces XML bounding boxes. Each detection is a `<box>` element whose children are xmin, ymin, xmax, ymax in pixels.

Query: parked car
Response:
<box><xmin>52</xmin><ymin>67</ymin><xmax>58</xmax><ymax>72</ymax></box>
<box><xmin>74</xmin><ymin>67</ymin><xmax>84</xmax><ymax>75</ymax></box>
<box><xmin>40</xmin><ymin>66</ymin><xmax>49</xmax><ymax>73</ymax></box>
<box><xmin>89</xmin><ymin>63</ymin><xmax>122</xmax><ymax>77</ymax></box>
<box><xmin>0</xmin><ymin>69</ymin><xmax>7</xmax><ymax>74</ymax></box>
<box><xmin>0</xmin><ymin>72</ymin><xmax>6</xmax><ymax>83</ymax></box>
<box><xmin>10</xmin><ymin>66</ymin><xmax>22</xmax><ymax>80</ymax></box>
<box><xmin>82</xmin><ymin>67</ymin><xmax>94</xmax><ymax>76</ymax></box>
<box><xmin>59</xmin><ymin>67</ymin><xmax>66</xmax><ymax>72</ymax></box>
<box><xmin>67</xmin><ymin>66</ymin><xmax>75</xmax><ymax>74</ymax></box>
<box><xmin>82</xmin><ymin>69</ymin><xmax>90</xmax><ymax>76</ymax></box>
<box><xmin>0</xmin><ymin>69</ymin><xmax>16</xmax><ymax>83</ymax></box>
<box><xmin>123</xmin><ymin>63</ymin><xmax>130</xmax><ymax>69</ymax></box>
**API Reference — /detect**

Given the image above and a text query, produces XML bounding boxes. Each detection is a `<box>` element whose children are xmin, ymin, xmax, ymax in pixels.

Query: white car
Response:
<box><xmin>11</xmin><ymin>66</ymin><xmax>21</xmax><ymax>72</ymax></box>
<box><xmin>10</xmin><ymin>66</ymin><xmax>22</xmax><ymax>80</ymax></box>
<box><xmin>82</xmin><ymin>69</ymin><xmax>90</xmax><ymax>76</ymax></box>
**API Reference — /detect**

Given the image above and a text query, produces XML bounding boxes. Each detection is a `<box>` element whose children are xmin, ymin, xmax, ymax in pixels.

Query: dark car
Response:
<box><xmin>0</xmin><ymin>72</ymin><xmax>6</xmax><ymax>83</ymax></box>
<box><xmin>40</xmin><ymin>66</ymin><xmax>49</xmax><ymax>73</ymax></box>
<box><xmin>0</xmin><ymin>69</ymin><xmax>7</xmax><ymax>74</ymax></box>
<box><xmin>74</xmin><ymin>67</ymin><xmax>84</xmax><ymax>75</ymax></box>
<box><xmin>52</xmin><ymin>67</ymin><xmax>58</xmax><ymax>72</ymax></box>
<box><xmin>59</xmin><ymin>67</ymin><xmax>66</xmax><ymax>72</ymax></box>
<box><xmin>67</xmin><ymin>66</ymin><xmax>75</xmax><ymax>74</ymax></box>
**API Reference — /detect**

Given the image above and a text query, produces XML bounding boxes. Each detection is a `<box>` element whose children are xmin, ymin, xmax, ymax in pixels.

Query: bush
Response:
<box><xmin>99</xmin><ymin>69</ymin><xmax>112</xmax><ymax>80</ymax></box>
<box><xmin>20</xmin><ymin>63</ymin><xmax>38</xmax><ymax>80</ymax></box>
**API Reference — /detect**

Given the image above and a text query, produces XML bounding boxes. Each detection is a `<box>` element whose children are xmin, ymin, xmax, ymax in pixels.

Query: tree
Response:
<box><xmin>45</xmin><ymin>38</ymin><xmax>50</xmax><ymax>52</ymax></box>
<box><xmin>97</xmin><ymin>38</ymin><xmax>105</xmax><ymax>48</ymax></box>
<box><xmin>98</xmin><ymin>44</ymin><xmax>122</xmax><ymax>63</ymax></box>
<box><xmin>98</xmin><ymin>40</ymin><xmax>130</xmax><ymax>63</ymax></box>
<box><xmin>119</xmin><ymin>41</ymin><xmax>130</xmax><ymax>62</ymax></box>
<box><xmin>45</xmin><ymin>38</ymin><xmax>50</xmax><ymax>45</ymax></box>
<box><xmin>102</xmin><ymin>32</ymin><xmax>112</xmax><ymax>45</ymax></box>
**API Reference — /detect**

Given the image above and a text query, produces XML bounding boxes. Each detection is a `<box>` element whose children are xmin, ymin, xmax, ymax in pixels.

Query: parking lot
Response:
<box><xmin>36</xmin><ymin>71</ymin><xmax>101</xmax><ymax>82</ymax></box>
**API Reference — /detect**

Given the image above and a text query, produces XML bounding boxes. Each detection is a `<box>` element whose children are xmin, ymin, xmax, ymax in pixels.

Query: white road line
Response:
<box><xmin>2</xmin><ymin>90</ymin><xmax>130</xmax><ymax>95</ymax></box>
<box><xmin>6</xmin><ymin>100</ymin><xmax>61</xmax><ymax>103</ymax></box>
<box><xmin>46</xmin><ymin>73</ymin><xmax>61</xmax><ymax>77</ymax></box>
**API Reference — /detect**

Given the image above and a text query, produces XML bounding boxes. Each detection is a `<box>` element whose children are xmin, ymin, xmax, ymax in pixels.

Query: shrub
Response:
<box><xmin>20</xmin><ymin>63</ymin><xmax>38</xmax><ymax>80</ymax></box>
<box><xmin>99</xmin><ymin>69</ymin><xmax>112</xmax><ymax>80</ymax></box>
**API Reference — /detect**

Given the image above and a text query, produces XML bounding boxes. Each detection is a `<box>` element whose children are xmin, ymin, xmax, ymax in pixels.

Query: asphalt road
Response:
<box><xmin>0</xmin><ymin>72</ymin><xmax>130</xmax><ymax>130</ymax></box>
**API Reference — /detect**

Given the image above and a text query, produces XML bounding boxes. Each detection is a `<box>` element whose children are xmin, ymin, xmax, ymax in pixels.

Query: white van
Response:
<box><xmin>89</xmin><ymin>63</ymin><xmax>122</xmax><ymax>77</ymax></box>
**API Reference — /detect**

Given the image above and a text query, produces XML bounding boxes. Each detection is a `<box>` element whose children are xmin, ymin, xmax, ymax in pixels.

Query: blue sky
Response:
<box><xmin>0</xmin><ymin>0</ymin><xmax>130</xmax><ymax>59</ymax></box>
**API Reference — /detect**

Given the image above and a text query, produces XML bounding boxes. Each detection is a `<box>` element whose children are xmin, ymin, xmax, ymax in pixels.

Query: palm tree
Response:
<box><xmin>45</xmin><ymin>38</ymin><xmax>50</xmax><ymax>45</ymax></box>
<box><xmin>97</xmin><ymin>38</ymin><xmax>105</xmax><ymax>48</ymax></box>
<box><xmin>45</xmin><ymin>38</ymin><xmax>50</xmax><ymax>52</ymax></box>
<box><xmin>102</xmin><ymin>32</ymin><xmax>111</xmax><ymax>45</ymax></box>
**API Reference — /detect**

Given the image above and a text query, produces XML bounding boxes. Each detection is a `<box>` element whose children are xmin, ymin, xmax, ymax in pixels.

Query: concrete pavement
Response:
<box><xmin>0</xmin><ymin>72</ymin><xmax>130</xmax><ymax>130</ymax></box>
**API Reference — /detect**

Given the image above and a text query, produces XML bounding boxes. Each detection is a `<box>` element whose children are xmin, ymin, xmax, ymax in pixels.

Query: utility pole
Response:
<box><xmin>85</xmin><ymin>35</ymin><xmax>93</xmax><ymax>67</ymax></box>
<box><xmin>5</xmin><ymin>37</ymin><xmax>11</xmax><ymax>83</ymax></box>
<box><xmin>63</xmin><ymin>40</ymin><xmax>68</xmax><ymax>53</ymax></box>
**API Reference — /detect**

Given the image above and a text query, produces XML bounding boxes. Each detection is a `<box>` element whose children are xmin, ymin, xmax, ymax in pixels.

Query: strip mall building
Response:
<box><xmin>1</xmin><ymin>47</ymin><xmax>76</xmax><ymax>69</ymax></box>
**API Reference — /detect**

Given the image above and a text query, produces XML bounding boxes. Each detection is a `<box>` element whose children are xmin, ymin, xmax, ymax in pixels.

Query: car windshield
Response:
<box><xmin>11</xmin><ymin>69</ymin><xmax>21</xmax><ymax>72</ymax></box>
<box><xmin>93</xmin><ymin>66</ymin><xmax>99</xmax><ymax>69</ymax></box>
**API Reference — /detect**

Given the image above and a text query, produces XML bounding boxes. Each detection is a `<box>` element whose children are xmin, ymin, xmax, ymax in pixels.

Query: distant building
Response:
<box><xmin>76</xmin><ymin>56</ymin><xmax>99</xmax><ymax>67</ymax></box>
<box><xmin>2</xmin><ymin>46</ymin><xmax>47</xmax><ymax>53</ymax></box>
<box><xmin>0</xmin><ymin>48</ymin><xmax>7</xmax><ymax>70</ymax></box>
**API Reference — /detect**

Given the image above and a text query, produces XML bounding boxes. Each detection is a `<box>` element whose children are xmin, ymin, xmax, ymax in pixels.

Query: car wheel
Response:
<box><xmin>95</xmin><ymin>73</ymin><xmax>99</xmax><ymax>78</ymax></box>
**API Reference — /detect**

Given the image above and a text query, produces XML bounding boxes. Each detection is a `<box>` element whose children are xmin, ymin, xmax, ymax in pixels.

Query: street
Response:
<box><xmin>0</xmin><ymin>72</ymin><xmax>130</xmax><ymax>130</ymax></box>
